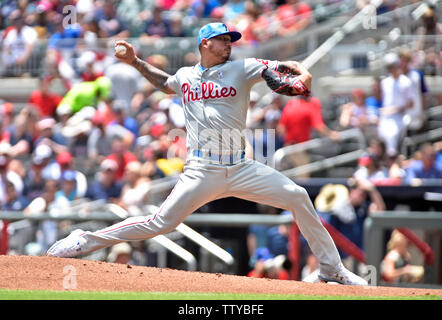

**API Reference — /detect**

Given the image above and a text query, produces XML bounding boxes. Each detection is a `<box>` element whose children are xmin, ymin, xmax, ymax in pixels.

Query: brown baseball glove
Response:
<box><xmin>261</xmin><ymin>68</ymin><xmax>310</xmax><ymax>97</ymax></box>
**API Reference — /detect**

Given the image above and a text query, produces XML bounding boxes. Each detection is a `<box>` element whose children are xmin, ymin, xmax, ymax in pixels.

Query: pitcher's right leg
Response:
<box><xmin>47</xmin><ymin>162</ymin><xmax>226</xmax><ymax>257</ymax></box>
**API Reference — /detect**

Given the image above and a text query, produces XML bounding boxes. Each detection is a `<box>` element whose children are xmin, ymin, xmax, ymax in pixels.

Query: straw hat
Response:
<box><xmin>314</xmin><ymin>184</ymin><xmax>350</xmax><ymax>212</ymax></box>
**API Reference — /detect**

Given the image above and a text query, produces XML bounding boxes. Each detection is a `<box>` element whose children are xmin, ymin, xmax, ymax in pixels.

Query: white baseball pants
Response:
<box><xmin>79</xmin><ymin>158</ymin><xmax>342</xmax><ymax>273</ymax></box>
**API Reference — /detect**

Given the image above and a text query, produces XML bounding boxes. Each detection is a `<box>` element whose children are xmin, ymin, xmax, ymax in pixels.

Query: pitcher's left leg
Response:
<box><xmin>227</xmin><ymin>160</ymin><xmax>367</xmax><ymax>285</ymax></box>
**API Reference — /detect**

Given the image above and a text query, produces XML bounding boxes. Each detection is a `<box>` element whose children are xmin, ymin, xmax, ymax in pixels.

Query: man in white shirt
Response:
<box><xmin>1</xmin><ymin>10</ymin><xmax>38</xmax><ymax>77</ymax></box>
<box><xmin>378</xmin><ymin>53</ymin><xmax>415</xmax><ymax>156</ymax></box>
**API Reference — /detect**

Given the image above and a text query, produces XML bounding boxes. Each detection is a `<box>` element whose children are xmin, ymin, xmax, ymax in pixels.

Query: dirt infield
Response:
<box><xmin>0</xmin><ymin>255</ymin><xmax>441</xmax><ymax>297</ymax></box>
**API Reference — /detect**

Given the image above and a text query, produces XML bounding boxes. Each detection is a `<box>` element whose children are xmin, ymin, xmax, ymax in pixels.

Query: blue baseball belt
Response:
<box><xmin>192</xmin><ymin>150</ymin><xmax>246</xmax><ymax>164</ymax></box>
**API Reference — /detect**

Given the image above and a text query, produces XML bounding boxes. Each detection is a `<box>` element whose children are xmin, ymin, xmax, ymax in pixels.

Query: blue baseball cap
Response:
<box><xmin>60</xmin><ymin>170</ymin><xmax>76</xmax><ymax>182</ymax></box>
<box><xmin>255</xmin><ymin>247</ymin><xmax>274</xmax><ymax>261</ymax></box>
<box><xmin>197</xmin><ymin>23</ymin><xmax>242</xmax><ymax>46</ymax></box>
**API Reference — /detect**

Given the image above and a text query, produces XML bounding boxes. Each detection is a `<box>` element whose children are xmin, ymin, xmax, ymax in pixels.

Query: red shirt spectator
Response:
<box><xmin>105</xmin><ymin>138</ymin><xmax>138</xmax><ymax>181</ymax></box>
<box><xmin>278</xmin><ymin>96</ymin><xmax>326</xmax><ymax>145</ymax></box>
<box><xmin>276</xmin><ymin>0</ymin><xmax>312</xmax><ymax>35</ymax></box>
<box><xmin>28</xmin><ymin>77</ymin><xmax>63</xmax><ymax>118</ymax></box>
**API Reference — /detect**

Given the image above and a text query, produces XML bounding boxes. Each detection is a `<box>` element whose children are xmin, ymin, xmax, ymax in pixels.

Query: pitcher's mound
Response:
<box><xmin>0</xmin><ymin>256</ymin><xmax>440</xmax><ymax>297</ymax></box>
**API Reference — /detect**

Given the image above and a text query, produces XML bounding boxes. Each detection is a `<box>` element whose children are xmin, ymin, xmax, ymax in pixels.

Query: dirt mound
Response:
<box><xmin>0</xmin><ymin>255</ymin><xmax>440</xmax><ymax>297</ymax></box>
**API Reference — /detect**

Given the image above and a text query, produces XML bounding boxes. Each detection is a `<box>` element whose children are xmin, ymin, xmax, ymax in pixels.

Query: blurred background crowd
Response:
<box><xmin>0</xmin><ymin>0</ymin><xmax>441</xmax><ymax>286</ymax></box>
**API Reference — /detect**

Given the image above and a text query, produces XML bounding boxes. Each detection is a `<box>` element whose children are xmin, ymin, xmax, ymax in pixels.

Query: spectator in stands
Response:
<box><xmin>146</xmin><ymin>54</ymin><xmax>170</xmax><ymax>72</ymax></box>
<box><xmin>64</xmin><ymin>120</ymin><xmax>92</xmax><ymax>159</ymax></box>
<box><xmin>266</xmin><ymin>210</ymin><xmax>290</xmax><ymax>257</ymax></box>
<box><xmin>52</xmin><ymin>170</ymin><xmax>78</xmax><ymax>212</ymax></box>
<box><xmin>88</xmin><ymin>110</ymin><xmax>135</xmax><ymax>166</ymax></box>
<box><xmin>142</xmin><ymin>6</ymin><xmax>171</xmax><ymax>38</ymax></box>
<box><xmin>385</xmin><ymin>152</ymin><xmax>407</xmax><ymax>184</ymax></box>
<box><xmin>381</xmin><ymin>229</ymin><xmax>424</xmax><ymax>284</ymax></box>
<box><xmin>353</xmin><ymin>154</ymin><xmax>388</xmax><ymax>182</ymax></box>
<box><xmin>28</xmin><ymin>76</ymin><xmax>63</xmax><ymax>118</ymax></box>
<box><xmin>277</xmin><ymin>95</ymin><xmax>339</xmax><ymax>172</ymax></box>
<box><xmin>105</xmin><ymin>58</ymin><xmax>148</xmax><ymax>109</ymax></box>
<box><xmin>0</xmin><ymin>101</ymin><xmax>15</xmax><ymax>131</ymax></box>
<box><xmin>414</xmin><ymin>5</ymin><xmax>441</xmax><ymax>52</ymax></box>
<box><xmin>93</xmin><ymin>0</ymin><xmax>130</xmax><ymax>39</ymax></box>
<box><xmin>109</xmin><ymin>99</ymin><xmax>139</xmax><ymax>139</ymax></box>
<box><xmin>34</xmin><ymin>117</ymin><xmax>68</xmax><ymax>153</ymax></box>
<box><xmin>406</xmin><ymin>143</ymin><xmax>442</xmax><ymax>183</ymax></box>
<box><xmin>119</xmin><ymin>161</ymin><xmax>151</xmax><ymax>216</ymax></box>
<box><xmin>234</xmin><ymin>1</ymin><xmax>272</xmax><ymax>45</ymax></box>
<box><xmin>190</xmin><ymin>0</ymin><xmax>221</xmax><ymax>18</ymax></box>
<box><xmin>23</xmin><ymin>178</ymin><xmax>60</xmax><ymax>253</ymax></box>
<box><xmin>54</xmin><ymin>151</ymin><xmax>88</xmax><ymax>198</ymax></box>
<box><xmin>223</xmin><ymin>0</ymin><xmax>247</xmax><ymax>22</ymax></box>
<box><xmin>301</xmin><ymin>253</ymin><xmax>319</xmax><ymax>281</ymax></box>
<box><xmin>42</xmin><ymin>48</ymin><xmax>75</xmax><ymax>90</ymax></box>
<box><xmin>107</xmin><ymin>242</ymin><xmax>134</xmax><ymax>264</ymax></box>
<box><xmin>5</xmin><ymin>113</ymin><xmax>33</xmax><ymax>158</ymax></box>
<box><xmin>1</xmin><ymin>178</ymin><xmax>28</xmax><ymax>211</ymax></box>
<box><xmin>399</xmin><ymin>49</ymin><xmax>429</xmax><ymax>134</ymax></box>
<box><xmin>53</xmin><ymin>103</ymin><xmax>72</xmax><ymax>138</ymax></box>
<box><xmin>1</xmin><ymin>10</ymin><xmax>38</xmax><ymax>77</ymax></box>
<box><xmin>29</xmin><ymin>2</ymin><xmax>54</xmax><ymax>40</ymax></box>
<box><xmin>378</xmin><ymin>53</ymin><xmax>415</xmax><ymax>156</ymax></box>
<box><xmin>0</xmin><ymin>142</ymin><xmax>24</xmax><ymax>205</ymax></box>
<box><xmin>86</xmin><ymin>158</ymin><xmax>123</xmax><ymax>202</ymax></box>
<box><xmin>339</xmin><ymin>88</ymin><xmax>378</xmax><ymax>138</ymax></box>
<box><xmin>249</xmin><ymin>99</ymin><xmax>284</xmax><ymax>165</ymax></box>
<box><xmin>24</xmin><ymin>178</ymin><xmax>58</xmax><ymax>216</ymax></box>
<box><xmin>247</xmin><ymin>204</ymin><xmax>276</xmax><ymax>265</ymax></box>
<box><xmin>116</xmin><ymin>0</ymin><xmax>154</xmax><ymax>36</ymax></box>
<box><xmin>78</xmin><ymin>51</ymin><xmax>104</xmax><ymax>82</ymax></box>
<box><xmin>33</xmin><ymin>144</ymin><xmax>59</xmax><ymax>182</ymax></box>
<box><xmin>80</xmin><ymin>13</ymin><xmax>102</xmax><ymax>47</ymax></box>
<box><xmin>248</xmin><ymin>247</ymin><xmax>289</xmax><ymax>280</ymax></box>
<box><xmin>275</xmin><ymin>0</ymin><xmax>312</xmax><ymax>37</ymax></box>
<box><xmin>362</xmin><ymin>136</ymin><xmax>400</xmax><ymax>185</ymax></box>
<box><xmin>105</xmin><ymin>137</ymin><xmax>138</xmax><ymax>181</ymax></box>
<box><xmin>57</xmin><ymin>76</ymin><xmax>112</xmax><ymax>114</ymax></box>
<box><xmin>23</xmin><ymin>149</ymin><xmax>50</xmax><ymax>202</ymax></box>
<box><xmin>138</xmin><ymin>91</ymin><xmax>171</xmax><ymax>137</ymax></box>
<box><xmin>168</xmin><ymin>11</ymin><xmax>186</xmax><ymax>37</ymax></box>
<box><xmin>47</xmin><ymin>13</ymin><xmax>82</xmax><ymax>51</ymax></box>
<box><xmin>278</xmin><ymin>95</ymin><xmax>339</xmax><ymax>146</ymax></box>
<box><xmin>87</xmin><ymin>110</ymin><xmax>115</xmax><ymax>165</ymax></box>
<box><xmin>151</xmin><ymin>145</ymin><xmax>185</xmax><ymax>177</ymax></box>
<box><xmin>366</xmin><ymin>137</ymin><xmax>387</xmax><ymax>165</ymax></box>
<box><xmin>365</xmin><ymin>77</ymin><xmax>383</xmax><ymax>119</ymax></box>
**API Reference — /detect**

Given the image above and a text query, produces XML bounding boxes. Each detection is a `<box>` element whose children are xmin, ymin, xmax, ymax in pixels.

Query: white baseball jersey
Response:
<box><xmin>166</xmin><ymin>58</ymin><xmax>279</xmax><ymax>154</ymax></box>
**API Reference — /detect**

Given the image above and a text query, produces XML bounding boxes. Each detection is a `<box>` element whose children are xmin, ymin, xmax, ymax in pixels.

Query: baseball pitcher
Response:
<box><xmin>48</xmin><ymin>23</ymin><xmax>367</xmax><ymax>285</ymax></box>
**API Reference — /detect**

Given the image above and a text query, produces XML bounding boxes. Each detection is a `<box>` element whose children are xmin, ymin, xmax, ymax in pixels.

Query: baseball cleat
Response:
<box><xmin>47</xmin><ymin>229</ymin><xmax>86</xmax><ymax>258</ymax></box>
<box><xmin>318</xmin><ymin>265</ymin><xmax>368</xmax><ymax>286</ymax></box>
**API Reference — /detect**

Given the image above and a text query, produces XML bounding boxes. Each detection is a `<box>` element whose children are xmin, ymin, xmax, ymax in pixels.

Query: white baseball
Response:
<box><xmin>115</xmin><ymin>44</ymin><xmax>127</xmax><ymax>56</ymax></box>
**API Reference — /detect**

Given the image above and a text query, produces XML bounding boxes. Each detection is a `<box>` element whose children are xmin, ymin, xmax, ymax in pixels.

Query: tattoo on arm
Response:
<box><xmin>132</xmin><ymin>57</ymin><xmax>174</xmax><ymax>93</ymax></box>
<box><xmin>278</xmin><ymin>61</ymin><xmax>305</xmax><ymax>75</ymax></box>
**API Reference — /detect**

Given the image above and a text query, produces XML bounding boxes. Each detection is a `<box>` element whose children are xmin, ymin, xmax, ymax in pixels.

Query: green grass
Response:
<box><xmin>0</xmin><ymin>289</ymin><xmax>440</xmax><ymax>300</ymax></box>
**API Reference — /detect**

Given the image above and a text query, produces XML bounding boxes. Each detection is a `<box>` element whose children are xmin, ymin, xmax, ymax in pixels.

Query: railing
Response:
<box><xmin>145</xmin><ymin>205</ymin><xmax>234</xmax><ymax>265</ymax></box>
<box><xmin>272</xmin><ymin>128</ymin><xmax>366</xmax><ymax>176</ymax></box>
<box><xmin>401</xmin><ymin>127</ymin><xmax>442</xmax><ymax>157</ymax></box>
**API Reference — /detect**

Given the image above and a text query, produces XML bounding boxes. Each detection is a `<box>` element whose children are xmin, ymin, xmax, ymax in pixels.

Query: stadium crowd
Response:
<box><xmin>0</xmin><ymin>0</ymin><xmax>441</xmax><ymax>282</ymax></box>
